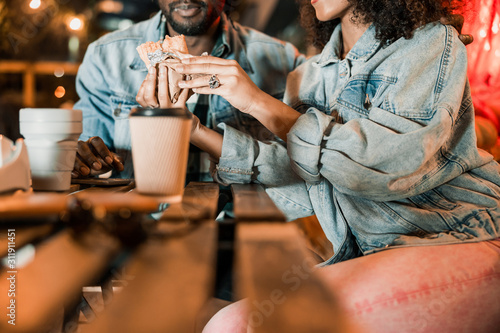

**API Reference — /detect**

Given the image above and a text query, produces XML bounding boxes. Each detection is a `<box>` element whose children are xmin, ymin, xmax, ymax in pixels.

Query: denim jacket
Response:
<box><xmin>74</xmin><ymin>11</ymin><xmax>304</xmax><ymax>178</ymax></box>
<box><xmin>215</xmin><ymin>23</ymin><xmax>500</xmax><ymax>264</ymax></box>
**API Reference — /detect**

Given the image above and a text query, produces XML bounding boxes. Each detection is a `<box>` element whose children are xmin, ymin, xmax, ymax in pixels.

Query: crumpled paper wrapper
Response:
<box><xmin>136</xmin><ymin>35</ymin><xmax>197</xmax><ymax>104</ymax></box>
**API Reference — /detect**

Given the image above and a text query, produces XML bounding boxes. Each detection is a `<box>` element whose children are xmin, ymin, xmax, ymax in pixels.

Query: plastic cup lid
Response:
<box><xmin>129</xmin><ymin>107</ymin><xmax>192</xmax><ymax>118</ymax></box>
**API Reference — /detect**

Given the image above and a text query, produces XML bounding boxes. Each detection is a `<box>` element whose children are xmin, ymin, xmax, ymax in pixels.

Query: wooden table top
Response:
<box><xmin>0</xmin><ymin>182</ymin><xmax>350</xmax><ymax>333</ymax></box>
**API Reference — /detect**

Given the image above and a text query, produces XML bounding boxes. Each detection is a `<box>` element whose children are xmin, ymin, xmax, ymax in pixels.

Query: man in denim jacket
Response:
<box><xmin>72</xmin><ymin>0</ymin><xmax>304</xmax><ymax>181</ymax></box>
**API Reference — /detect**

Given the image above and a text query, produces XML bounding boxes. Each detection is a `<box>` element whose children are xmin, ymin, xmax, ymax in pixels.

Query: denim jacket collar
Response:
<box><xmin>220</xmin><ymin>14</ymin><xmax>253</xmax><ymax>73</ymax></box>
<box><xmin>128</xmin><ymin>11</ymin><xmax>252</xmax><ymax>73</ymax></box>
<box><xmin>314</xmin><ymin>23</ymin><xmax>380</xmax><ymax>67</ymax></box>
<box><xmin>129</xmin><ymin>11</ymin><xmax>165</xmax><ymax>71</ymax></box>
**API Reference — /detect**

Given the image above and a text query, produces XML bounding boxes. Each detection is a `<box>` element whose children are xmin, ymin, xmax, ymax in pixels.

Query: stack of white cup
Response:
<box><xmin>19</xmin><ymin>108</ymin><xmax>82</xmax><ymax>191</ymax></box>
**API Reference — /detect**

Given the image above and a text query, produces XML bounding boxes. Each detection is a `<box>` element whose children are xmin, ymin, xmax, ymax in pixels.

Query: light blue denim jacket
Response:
<box><xmin>74</xmin><ymin>11</ymin><xmax>304</xmax><ymax>178</ymax></box>
<box><xmin>215</xmin><ymin>23</ymin><xmax>500</xmax><ymax>264</ymax></box>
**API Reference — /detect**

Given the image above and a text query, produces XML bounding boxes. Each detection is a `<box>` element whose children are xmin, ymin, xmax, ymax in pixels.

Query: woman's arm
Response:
<box><xmin>174</xmin><ymin>56</ymin><xmax>302</xmax><ymax>141</ymax></box>
<box><xmin>287</xmin><ymin>25</ymin><xmax>477</xmax><ymax>201</ymax></box>
<box><xmin>155</xmin><ymin>57</ymin><xmax>313</xmax><ymax>219</ymax></box>
<box><xmin>190</xmin><ymin>117</ymin><xmax>223</xmax><ymax>161</ymax></box>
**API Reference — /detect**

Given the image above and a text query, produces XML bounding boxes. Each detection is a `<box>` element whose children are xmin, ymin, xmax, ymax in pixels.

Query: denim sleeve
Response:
<box><xmin>284</xmin><ymin>42</ymin><xmax>306</xmax><ymax>71</ymax></box>
<box><xmin>214</xmin><ymin>124</ymin><xmax>314</xmax><ymax>220</ymax></box>
<box><xmin>287</xmin><ymin>32</ymin><xmax>470</xmax><ymax>201</ymax></box>
<box><xmin>73</xmin><ymin>42</ymin><xmax>115</xmax><ymax>149</ymax></box>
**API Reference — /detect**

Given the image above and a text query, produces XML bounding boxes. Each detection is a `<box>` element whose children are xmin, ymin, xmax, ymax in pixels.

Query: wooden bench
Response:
<box><xmin>232</xmin><ymin>184</ymin><xmax>351</xmax><ymax>333</ymax></box>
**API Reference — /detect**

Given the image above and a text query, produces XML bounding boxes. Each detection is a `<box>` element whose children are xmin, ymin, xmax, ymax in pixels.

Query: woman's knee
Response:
<box><xmin>202</xmin><ymin>300</ymin><xmax>249</xmax><ymax>333</ymax></box>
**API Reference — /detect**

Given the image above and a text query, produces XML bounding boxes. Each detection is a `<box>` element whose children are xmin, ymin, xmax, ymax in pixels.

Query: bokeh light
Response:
<box><xmin>68</xmin><ymin>17</ymin><xmax>83</xmax><ymax>31</ymax></box>
<box><xmin>54</xmin><ymin>68</ymin><xmax>65</xmax><ymax>78</ymax></box>
<box><xmin>29</xmin><ymin>0</ymin><xmax>41</xmax><ymax>9</ymax></box>
<box><xmin>54</xmin><ymin>86</ymin><xmax>66</xmax><ymax>98</ymax></box>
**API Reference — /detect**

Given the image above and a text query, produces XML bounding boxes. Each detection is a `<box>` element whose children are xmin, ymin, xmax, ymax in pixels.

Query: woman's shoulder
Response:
<box><xmin>397</xmin><ymin>22</ymin><xmax>466</xmax><ymax>57</ymax></box>
<box><xmin>382</xmin><ymin>21</ymin><xmax>468</xmax><ymax>84</ymax></box>
<box><xmin>286</xmin><ymin>53</ymin><xmax>321</xmax><ymax>81</ymax></box>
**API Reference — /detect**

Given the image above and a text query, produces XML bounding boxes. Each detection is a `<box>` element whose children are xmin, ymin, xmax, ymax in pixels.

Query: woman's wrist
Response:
<box><xmin>244</xmin><ymin>93</ymin><xmax>302</xmax><ymax>141</ymax></box>
<box><xmin>190</xmin><ymin>123</ymin><xmax>208</xmax><ymax>148</ymax></box>
<box><xmin>190</xmin><ymin>124</ymin><xmax>223</xmax><ymax>161</ymax></box>
<box><xmin>244</xmin><ymin>90</ymin><xmax>271</xmax><ymax>117</ymax></box>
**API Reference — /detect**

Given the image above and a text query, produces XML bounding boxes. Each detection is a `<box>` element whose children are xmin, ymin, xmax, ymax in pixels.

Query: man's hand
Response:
<box><xmin>72</xmin><ymin>136</ymin><xmax>124</xmax><ymax>178</ymax></box>
<box><xmin>441</xmin><ymin>14</ymin><xmax>473</xmax><ymax>45</ymax></box>
<box><xmin>136</xmin><ymin>65</ymin><xmax>190</xmax><ymax>108</ymax></box>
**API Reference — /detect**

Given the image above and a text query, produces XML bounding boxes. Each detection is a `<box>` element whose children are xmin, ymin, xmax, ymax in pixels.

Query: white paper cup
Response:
<box><xmin>19</xmin><ymin>108</ymin><xmax>82</xmax><ymax>191</ymax></box>
<box><xmin>129</xmin><ymin>108</ymin><xmax>192</xmax><ymax>202</ymax></box>
<box><xmin>19</xmin><ymin>108</ymin><xmax>83</xmax><ymax>122</ymax></box>
<box><xmin>19</xmin><ymin>122</ymin><xmax>82</xmax><ymax>141</ymax></box>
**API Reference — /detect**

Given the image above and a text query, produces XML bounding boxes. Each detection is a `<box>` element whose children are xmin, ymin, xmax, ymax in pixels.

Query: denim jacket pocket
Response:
<box><xmin>380</xmin><ymin>192</ymin><xmax>457</xmax><ymax>234</ymax></box>
<box><xmin>409</xmin><ymin>188</ymin><xmax>458</xmax><ymax>211</ymax></box>
<box><xmin>336</xmin><ymin>74</ymin><xmax>396</xmax><ymax>120</ymax></box>
<box><xmin>376</xmin><ymin>201</ymin><xmax>429</xmax><ymax>236</ymax></box>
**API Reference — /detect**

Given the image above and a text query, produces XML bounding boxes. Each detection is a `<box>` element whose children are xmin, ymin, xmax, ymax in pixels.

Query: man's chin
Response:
<box><xmin>171</xmin><ymin>24</ymin><xmax>203</xmax><ymax>35</ymax></box>
<box><xmin>174</xmin><ymin>17</ymin><xmax>204</xmax><ymax>28</ymax></box>
<box><xmin>167</xmin><ymin>15</ymin><xmax>211</xmax><ymax>36</ymax></box>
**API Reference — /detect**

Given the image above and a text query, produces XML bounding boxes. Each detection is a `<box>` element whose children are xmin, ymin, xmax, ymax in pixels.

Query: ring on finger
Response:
<box><xmin>208</xmin><ymin>74</ymin><xmax>221</xmax><ymax>89</ymax></box>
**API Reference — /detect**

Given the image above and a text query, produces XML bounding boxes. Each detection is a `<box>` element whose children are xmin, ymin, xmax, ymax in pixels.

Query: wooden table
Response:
<box><xmin>0</xmin><ymin>182</ymin><xmax>351</xmax><ymax>333</ymax></box>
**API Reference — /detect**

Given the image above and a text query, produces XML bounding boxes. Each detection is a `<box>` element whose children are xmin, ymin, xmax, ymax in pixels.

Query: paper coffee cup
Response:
<box><xmin>129</xmin><ymin>108</ymin><xmax>192</xmax><ymax>202</ymax></box>
<box><xmin>19</xmin><ymin>108</ymin><xmax>82</xmax><ymax>191</ymax></box>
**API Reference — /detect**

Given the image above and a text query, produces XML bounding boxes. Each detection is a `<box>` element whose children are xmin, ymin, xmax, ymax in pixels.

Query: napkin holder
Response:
<box><xmin>0</xmin><ymin>135</ymin><xmax>31</xmax><ymax>193</ymax></box>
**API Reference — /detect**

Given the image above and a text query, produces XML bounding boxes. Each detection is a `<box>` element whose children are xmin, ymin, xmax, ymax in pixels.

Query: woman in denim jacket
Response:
<box><xmin>147</xmin><ymin>0</ymin><xmax>500</xmax><ymax>331</ymax></box>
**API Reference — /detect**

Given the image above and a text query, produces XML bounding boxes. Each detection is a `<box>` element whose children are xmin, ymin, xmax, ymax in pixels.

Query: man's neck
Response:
<box><xmin>166</xmin><ymin>17</ymin><xmax>221</xmax><ymax>56</ymax></box>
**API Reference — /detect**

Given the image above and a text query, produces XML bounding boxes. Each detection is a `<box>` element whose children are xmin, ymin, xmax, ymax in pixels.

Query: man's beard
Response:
<box><xmin>163</xmin><ymin>0</ymin><xmax>220</xmax><ymax>36</ymax></box>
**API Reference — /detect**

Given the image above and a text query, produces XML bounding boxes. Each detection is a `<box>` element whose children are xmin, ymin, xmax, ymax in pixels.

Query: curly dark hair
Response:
<box><xmin>298</xmin><ymin>0</ymin><xmax>463</xmax><ymax>50</ymax></box>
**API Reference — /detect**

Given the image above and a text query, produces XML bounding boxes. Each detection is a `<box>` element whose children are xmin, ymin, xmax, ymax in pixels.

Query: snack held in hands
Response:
<box><xmin>136</xmin><ymin>35</ymin><xmax>191</xmax><ymax>68</ymax></box>
<box><xmin>136</xmin><ymin>35</ymin><xmax>191</xmax><ymax>103</ymax></box>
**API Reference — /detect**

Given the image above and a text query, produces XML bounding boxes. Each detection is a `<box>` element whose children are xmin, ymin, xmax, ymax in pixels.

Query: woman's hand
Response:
<box><xmin>174</xmin><ymin>56</ymin><xmax>265</xmax><ymax>115</ymax></box>
<box><xmin>175</xmin><ymin>55</ymin><xmax>301</xmax><ymax>141</ymax></box>
<box><xmin>136</xmin><ymin>65</ymin><xmax>190</xmax><ymax>108</ymax></box>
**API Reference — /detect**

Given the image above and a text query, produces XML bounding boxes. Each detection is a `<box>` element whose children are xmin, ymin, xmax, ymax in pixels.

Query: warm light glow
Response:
<box><xmin>493</xmin><ymin>14</ymin><xmax>500</xmax><ymax>34</ymax></box>
<box><xmin>479</xmin><ymin>29</ymin><xmax>487</xmax><ymax>38</ymax></box>
<box><xmin>484</xmin><ymin>41</ymin><xmax>491</xmax><ymax>51</ymax></box>
<box><xmin>96</xmin><ymin>0</ymin><xmax>124</xmax><ymax>14</ymax></box>
<box><xmin>68</xmin><ymin>36</ymin><xmax>79</xmax><ymax>53</ymax></box>
<box><xmin>54</xmin><ymin>86</ymin><xmax>66</xmax><ymax>98</ymax></box>
<box><xmin>54</xmin><ymin>68</ymin><xmax>65</xmax><ymax>78</ymax></box>
<box><xmin>495</xmin><ymin>50</ymin><xmax>500</xmax><ymax>58</ymax></box>
<box><xmin>29</xmin><ymin>0</ymin><xmax>41</xmax><ymax>9</ymax></box>
<box><xmin>68</xmin><ymin>17</ymin><xmax>83</xmax><ymax>31</ymax></box>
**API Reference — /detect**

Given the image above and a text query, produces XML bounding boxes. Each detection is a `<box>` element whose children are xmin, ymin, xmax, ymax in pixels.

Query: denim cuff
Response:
<box><xmin>287</xmin><ymin>109</ymin><xmax>334</xmax><ymax>183</ymax></box>
<box><xmin>213</xmin><ymin>123</ymin><xmax>256</xmax><ymax>184</ymax></box>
